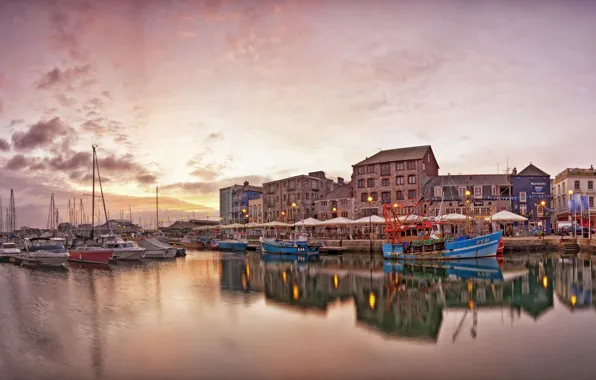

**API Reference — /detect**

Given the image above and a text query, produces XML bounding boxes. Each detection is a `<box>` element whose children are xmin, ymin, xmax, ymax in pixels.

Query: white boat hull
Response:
<box><xmin>112</xmin><ymin>249</ymin><xmax>145</xmax><ymax>261</ymax></box>
<box><xmin>16</xmin><ymin>252</ymin><xmax>69</xmax><ymax>267</ymax></box>
<box><xmin>142</xmin><ymin>248</ymin><xmax>177</xmax><ymax>259</ymax></box>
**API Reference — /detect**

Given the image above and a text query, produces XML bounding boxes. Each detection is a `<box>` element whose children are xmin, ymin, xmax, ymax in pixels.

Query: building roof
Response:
<box><xmin>318</xmin><ymin>183</ymin><xmax>352</xmax><ymax>201</ymax></box>
<box><xmin>516</xmin><ymin>163</ymin><xmax>549</xmax><ymax>177</ymax></box>
<box><xmin>262</xmin><ymin>171</ymin><xmax>332</xmax><ymax>185</ymax></box>
<box><xmin>354</xmin><ymin>145</ymin><xmax>432</xmax><ymax>166</ymax></box>
<box><xmin>425</xmin><ymin>174</ymin><xmax>510</xmax><ymax>188</ymax></box>
<box><xmin>554</xmin><ymin>166</ymin><xmax>596</xmax><ymax>182</ymax></box>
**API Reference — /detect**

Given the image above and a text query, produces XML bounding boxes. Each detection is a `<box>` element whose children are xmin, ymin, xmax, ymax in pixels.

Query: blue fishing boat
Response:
<box><xmin>260</xmin><ymin>234</ymin><xmax>321</xmax><ymax>263</ymax></box>
<box><xmin>383</xmin><ymin>257</ymin><xmax>504</xmax><ymax>281</ymax></box>
<box><xmin>217</xmin><ymin>239</ymin><xmax>248</xmax><ymax>252</ymax></box>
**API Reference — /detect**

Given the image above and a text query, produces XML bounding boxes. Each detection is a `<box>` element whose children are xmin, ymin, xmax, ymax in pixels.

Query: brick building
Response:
<box><xmin>351</xmin><ymin>146</ymin><xmax>439</xmax><ymax>218</ymax></box>
<box><xmin>314</xmin><ymin>183</ymin><xmax>354</xmax><ymax>220</ymax></box>
<box><xmin>423</xmin><ymin>174</ymin><xmax>511</xmax><ymax>217</ymax></box>
<box><xmin>262</xmin><ymin>171</ymin><xmax>340</xmax><ymax>222</ymax></box>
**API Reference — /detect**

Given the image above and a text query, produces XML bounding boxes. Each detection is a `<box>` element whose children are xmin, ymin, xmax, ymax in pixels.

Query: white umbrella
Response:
<box><xmin>440</xmin><ymin>213</ymin><xmax>468</xmax><ymax>223</ymax></box>
<box><xmin>263</xmin><ymin>221</ymin><xmax>293</xmax><ymax>228</ymax></box>
<box><xmin>397</xmin><ymin>215</ymin><xmax>427</xmax><ymax>223</ymax></box>
<box><xmin>352</xmin><ymin>215</ymin><xmax>386</xmax><ymax>224</ymax></box>
<box><xmin>484</xmin><ymin>210</ymin><xmax>528</xmax><ymax>222</ymax></box>
<box><xmin>293</xmin><ymin>218</ymin><xmax>323</xmax><ymax>227</ymax></box>
<box><xmin>320</xmin><ymin>217</ymin><xmax>355</xmax><ymax>226</ymax></box>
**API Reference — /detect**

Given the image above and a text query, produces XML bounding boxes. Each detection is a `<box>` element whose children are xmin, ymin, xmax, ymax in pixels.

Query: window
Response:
<box><xmin>520</xmin><ymin>204</ymin><xmax>527</xmax><ymax>214</ymax></box>
<box><xmin>408</xmin><ymin>190</ymin><xmax>416</xmax><ymax>199</ymax></box>
<box><xmin>366</xmin><ymin>165</ymin><xmax>375</xmax><ymax>174</ymax></box>
<box><xmin>283</xmin><ymin>194</ymin><xmax>286</xmax><ymax>201</ymax></box>
<box><xmin>371</xmin><ymin>192</ymin><xmax>378</xmax><ymax>201</ymax></box>
<box><xmin>311</xmin><ymin>180</ymin><xmax>319</xmax><ymax>190</ymax></box>
<box><xmin>474</xmin><ymin>186</ymin><xmax>482</xmax><ymax>198</ymax></box>
<box><xmin>382</xmin><ymin>178</ymin><xmax>390</xmax><ymax>187</ymax></box>
<box><xmin>396</xmin><ymin>162</ymin><xmax>404</xmax><ymax>171</ymax></box>
<box><xmin>396</xmin><ymin>176</ymin><xmax>404</xmax><ymax>185</ymax></box>
<box><xmin>407</xmin><ymin>161</ymin><xmax>416</xmax><ymax>170</ymax></box>
<box><xmin>357</xmin><ymin>179</ymin><xmax>365</xmax><ymax>188</ymax></box>
<box><xmin>367</xmin><ymin>178</ymin><xmax>375</xmax><ymax>187</ymax></box>
<box><xmin>297</xmin><ymin>193</ymin><xmax>301</xmax><ymax>200</ymax></box>
<box><xmin>491</xmin><ymin>185</ymin><xmax>498</xmax><ymax>196</ymax></box>
<box><xmin>340</xmin><ymin>199</ymin><xmax>347</xmax><ymax>206</ymax></box>
<box><xmin>434</xmin><ymin>186</ymin><xmax>442</xmax><ymax>197</ymax></box>
<box><xmin>267</xmin><ymin>184</ymin><xmax>275</xmax><ymax>193</ymax></box>
<box><xmin>288</xmin><ymin>180</ymin><xmax>296</xmax><ymax>190</ymax></box>
<box><xmin>381</xmin><ymin>163</ymin><xmax>390</xmax><ymax>176</ymax></box>
<box><xmin>363</xmin><ymin>208</ymin><xmax>378</xmax><ymax>217</ymax></box>
<box><xmin>520</xmin><ymin>192</ymin><xmax>527</xmax><ymax>202</ymax></box>
<box><xmin>407</xmin><ymin>175</ymin><xmax>416</xmax><ymax>184</ymax></box>
<box><xmin>537</xmin><ymin>205</ymin><xmax>544</xmax><ymax>217</ymax></box>
<box><xmin>361</xmin><ymin>193</ymin><xmax>368</xmax><ymax>202</ymax></box>
<box><xmin>396</xmin><ymin>191</ymin><xmax>404</xmax><ymax>200</ymax></box>
<box><xmin>321</xmin><ymin>201</ymin><xmax>327</xmax><ymax>207</ymax></box>
<box><xmin>428</xmin><ymin>153</ymin><xmax>431</xmax><ymax>163</ymax></box>
<box><xmin>320</xmin><ymin>212</ymin><xmax>327</xmax><ymax>220</ymax></box>
<box><xmin>381</xmin><ymin>192</ymin><xmax>391</xmax><ymax>203</ymax></box>
<box><xmin>589</xmin><ymin>181</ymin><xmax>594</xmax><ymax>190</ymax></box>
<box><xmin>341</xmin><ymin>211</ymin><xmax>348</xmax><ymax>218</ymax></box>
<box><xmin>575</xmin><ymin>180</ymin><xmax>580</xmax><ymax>190</ymax></box>
<box><xmin>357</xmin><ymin>166</ymin><xmax>365</xmax><ymax>175</ymax></box>
<box><xmin>590</xmin><ymin>197</ymin><xmax>594</xmax><ymax>208</ymax></box>
<box><xmin>562</xmin><ymin>182</ymin><xmax>566</xmax><ymax>193</ymax></box>
<box><xmin>557</xmin><ymin>184</ymin><xmax>561</xmax><ymax>195</ymax></box>
<box><xmin>458</xmin><ymin>186</ymin><xmax>466</xmax><ymax>197</ymax></box>
<box><xmin>422</xmin><ymin>163</ymin><xmax>426</xmax><ymax>170</ymax></box>
<box><xmin>306</xmin><ymin>193</ymin><xmax>310</xmax><ymax>200</ymax></box>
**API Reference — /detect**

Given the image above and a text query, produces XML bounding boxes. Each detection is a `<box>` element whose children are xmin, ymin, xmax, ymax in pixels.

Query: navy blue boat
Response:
<box><xmin>260</xmin><ymin>237</ymin><xmax>321</xmax><ymax>263</ymax></box>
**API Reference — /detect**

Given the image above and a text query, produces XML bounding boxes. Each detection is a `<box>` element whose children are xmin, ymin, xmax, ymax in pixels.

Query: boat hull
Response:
<box><xmin>69</xmin><ymin>249</ymin><xmax>113</xmax><ymax>265</ymax></box>
<box><xmin>111</xmin><ymin>249</ymin><xmax>144</xmax><ymax>261</ymax></box>
<box><xmin>14</xmin><ymin>253</ymin><xmax>69</xmax><ymax>267</ymax></box>
<box><xmin>143</xmin><ymin>248</ymin><xmax>177</xmax><ymax>259</ymax></box>
<box><xmin>218</xmin><ymin>241</ymin><xmax>248</xmax><ymax>251</ymax></box>
<box><xmin>383</xmin><ymin>231</ymin><xmax>503</xmax><ymax>260</ymax></box>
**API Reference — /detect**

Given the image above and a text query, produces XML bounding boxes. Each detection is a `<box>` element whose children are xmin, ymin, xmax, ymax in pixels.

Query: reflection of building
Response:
<box><xmin>314</xmin><ymin>183</ymin><xmax>354</xmax><ymax>220</ymax></box>
<box><xmin>219</xmin><ymin>181</ymin><xmax>263</xmax><ymax>225</ymax></box>
<box><xmin>511</xmin><ymin>263</ymin><xmax>553</xmax><ymax>319</ymax></box>
<box><xmin>552</xmin><ymin>167</ymin><xmax>596</xmax><ymax>227</ymax></box>
<box><xmin>510</xmin><ymin>164</ymin><xmax>551</xmax><ymax>233</ymax></box>
<box><xmin>262</xmin><ymin>172</ymin><xmax>340</xmax><ymax>223</ymax></box>
<box><xmin>351</xmin><ymin>145</ymin><xmax>439</xmax><ymax>218</ymax></box>
<box><xmin>555</xmin><ymin>259</ymin><xmax>594</xmax><ymax>309</ymax></box>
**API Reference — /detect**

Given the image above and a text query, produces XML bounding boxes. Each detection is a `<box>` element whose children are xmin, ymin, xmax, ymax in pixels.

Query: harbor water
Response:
<box><xmin>1</xmin><ymin>251</ymin><xmax>596</xmax><ymax>380</ymax></box>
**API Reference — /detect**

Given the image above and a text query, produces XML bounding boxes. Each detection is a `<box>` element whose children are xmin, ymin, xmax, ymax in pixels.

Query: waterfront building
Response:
<box><xmin>423</xmin><ymin>174</ymin><xmax>511</xmax><ymax>217</ymax></box>
<box><xmin>551</xmin><ymin>166</ymin><xmax>596</xmax><ymax>228</ymax></box>
<box><xmin>314</xmin><ymin>183</ymin><xmax>354</xmax><ymax>220</ymax></box>
<box><xmin>219</xmin><ymin>181</ymin><xmax>263</xmax><ymax>224</ymax></box>
<box><xmin>262</xmin><ymin>171</ymin><xmax>340</xmax><ymax>222</ymax></box>
<box><xmin>510</xmin><ymin>164</ymin><xmax>552</xmax><ymax>233</ymax></box>
<box><xmin>248</xmin><ymin>198</ymin><xmax>263</xmax><ymax>224</ymax></box>
<box><xmin>351</xmin><ymin>145</ymin><xmax>439</xmax><ymax>218</ymax></box>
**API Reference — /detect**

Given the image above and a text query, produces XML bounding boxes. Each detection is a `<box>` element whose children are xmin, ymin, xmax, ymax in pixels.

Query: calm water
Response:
<box><xmin>1</xmin><ymin>251</ymin><xmax>596</xmax><ymax>380</ymax></box>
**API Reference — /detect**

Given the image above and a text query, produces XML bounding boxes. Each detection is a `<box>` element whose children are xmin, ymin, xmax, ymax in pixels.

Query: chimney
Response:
<box><xmin>511</xmin><ymin>167</ymin><xmax>517</xmax><ymax>175</ymax></box>
<box><xmin>338</xmin><ymin>177</ymin><xmax>344</xmax><ymax>184</ymax></box>
<box><xmin>243</xmin><ymin>181</ymin><xmax>249</xmax><ymax>187</ymax></box>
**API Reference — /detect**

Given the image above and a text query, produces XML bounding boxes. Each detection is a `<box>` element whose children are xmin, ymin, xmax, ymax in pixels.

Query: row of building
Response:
<box><xmin>219</xmin><ymin>145</ymin><xmax>596</xmax><ymax>234</ymax></box>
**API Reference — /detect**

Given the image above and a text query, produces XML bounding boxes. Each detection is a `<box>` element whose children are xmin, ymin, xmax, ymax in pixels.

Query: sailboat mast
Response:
<box><xmin>156</xmin><ymin>186</ymin><xmax>159</xmax><ymax>231</ymax></box>
<box><xmin>91</xmin><ymin>146</ymin><xmax>96</xmax><ymax>240</ymax></box>
<box><xmin>94</xmin><ymin>147</ymin><xmax>111</xmax><ymax>233</ymax></box>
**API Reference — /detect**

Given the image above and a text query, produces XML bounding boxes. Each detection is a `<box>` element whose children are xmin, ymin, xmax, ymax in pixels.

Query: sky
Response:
<box><xmin>0</xmin><ymin>0</ymin><xmax>595</xmax><ymax>227</ymax></box>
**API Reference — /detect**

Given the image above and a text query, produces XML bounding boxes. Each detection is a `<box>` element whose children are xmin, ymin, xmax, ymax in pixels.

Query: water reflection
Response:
<box><xmin>2</xmin><ymin>252</ymin><xmax>596</xmax><ymax>379</ymax></box>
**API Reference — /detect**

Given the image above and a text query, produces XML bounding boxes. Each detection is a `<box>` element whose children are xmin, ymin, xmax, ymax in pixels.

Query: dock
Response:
<box><xmin>320</xmin><ymin>246</ymin><xmax>348</xmax><ymax>255</ymax></box>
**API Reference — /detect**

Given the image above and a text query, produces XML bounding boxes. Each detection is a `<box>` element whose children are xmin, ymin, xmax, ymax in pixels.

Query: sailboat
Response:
<box><xmin>69</xmin><ymin>145</ymin><xmax>113</xmax><ymax>265</ymax></box>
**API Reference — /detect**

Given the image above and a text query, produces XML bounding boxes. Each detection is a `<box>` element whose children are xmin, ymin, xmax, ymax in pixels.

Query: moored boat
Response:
<box><xmin>99</xmin><ymin>235</ymin><xmax>145</xmax><ymax>261</ymax></box>
<box><xmin>138</xmin><ymin>237</ymin><xmax>177</xmax><ymax>259</ymax></box>
<box><xmin>68</xmin><ymin>246</ymin><xmax>113</xmax><ymax>265</ymax></box>
<box><xmin>0</xmin><ymin>241</ymin><xmax>21</xmax><ymax>262</ymax></box>
<box><xmin>15</xmin><ymin>237</ymin><xmax>69</xmax><ymax>267</ymax></box>
<box><xmin>260</xmin><ymin>233</ymin><xmax>321</xmax><ymax>263</ymax></box>
<box><xmin>217</xmin><ymin>239</ymin><xmax>248</xmax><ymax>251</ymax></box>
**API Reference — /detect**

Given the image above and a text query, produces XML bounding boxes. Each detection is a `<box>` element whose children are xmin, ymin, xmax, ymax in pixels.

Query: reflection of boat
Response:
<box><xmin>383</xmin><ymin>257</ymin><xmax>504</xmax><ymax>282</ymax></box>
<box><xmin>138</xmin><ymin>237</ymin><xmax>177</xmax><ymax>259</ymax></box>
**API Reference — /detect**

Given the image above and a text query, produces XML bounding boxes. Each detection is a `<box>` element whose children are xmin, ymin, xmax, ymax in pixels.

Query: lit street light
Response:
<box><xmin>367</xmin><ymin>196</ymin><xmax>373</xmax><ymax>255</ymax></box>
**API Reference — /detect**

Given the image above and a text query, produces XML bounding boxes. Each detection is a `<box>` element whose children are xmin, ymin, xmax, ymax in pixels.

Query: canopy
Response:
<box><xmin>192</xmin><ymin>225</ymin><xmax>215</xmax><ymax>231</ymax></box>
<box><xmin>245</xmin><ymin>223</ymin><xmax>262</xmax><ymax>229</ymax></box>
<box><xmin>440</xmin><ymin>213</ymin><xmax>468</xmax><ymax>223</ymax></box>
<box><xmin>263</xmin><ymin>221</ymin><xmax>293</xmax><ymax>228</ymax></box>
<box><xmin>397</xmin><ymin>215</ymin><xmax>427</xmax><ymax>223</ymax></box>
<box><xmin>293</xmin><ymin>218</ymin><xmax>323</xmax><ymax>227</ymax></box>
<box><xmin>352</xmin><ymin>215</ymin><xmax>386</xmax><ymax>224</ymax></box>
<box><xmin>484</xmin><ymin>210</ymin><xmax>528</xmax><ymax>223</ymax></box>
<box><xmin>221</xmin><ymin>223</ymin><xmax>244</xmax><ymax>229</ymax></box>
<box><xmin>320</xmin><ymin>217</ymin><xmax>355</xmax><ymax>226</ymax></box>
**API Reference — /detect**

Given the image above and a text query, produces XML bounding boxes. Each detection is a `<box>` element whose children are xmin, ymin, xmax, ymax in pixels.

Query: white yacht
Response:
<box><xmin>96</xmin><ymin>234</ymin><xmax>145</xmax><ymax>260</ymax></box>
<box><xmin>138</xmin><ymin>237</ymin><xmax>177</xmax><ymax>259</ymax></box>
<box><xmin>0</xmin><ymin>241</ymin><xmax>21</xmax><ymax>262</ymax></box>
<box><xmin>17</xmin><ymin>237</ymin><xmax>69</xmax><ymax>267</ymax></box>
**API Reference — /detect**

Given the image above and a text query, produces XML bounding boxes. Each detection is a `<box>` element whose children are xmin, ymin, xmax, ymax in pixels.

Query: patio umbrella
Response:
<box><xmin>293</xmin><ymin>217</ymin><xmax>323</xmax><ymax>227</ymax></box>
<box><xmin>262</xmin><ymin>221</ymin><xmax>293</xmax><ymax>228</ymax></box>
<box><xmin>440</xmin><ymin>213</ymin><xmax>468</xmax><ymax>223</ymax></box>
<box><xmin>484</xmin><ymin>211</ymin><xmax>528</xmax><ymax>223</ymax></box>
<box><xmin>352</xmin><ymin>215</ymin><xmax>386</xmax><ymax>224</ymax></box>
<box><xmin>319</xmin><ymin>217</ymin><xmax>355</xmax><ymax>226</ymax></box>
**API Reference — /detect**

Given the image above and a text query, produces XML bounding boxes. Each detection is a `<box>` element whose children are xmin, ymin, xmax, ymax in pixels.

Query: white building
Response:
<box><xmin>551</xmin><ymin>166</ymin><xmax>596</xmax><ymax>228</ymax></box>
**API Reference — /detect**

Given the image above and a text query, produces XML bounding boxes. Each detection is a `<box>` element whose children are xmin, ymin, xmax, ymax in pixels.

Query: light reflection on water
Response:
<box><xmin>1</xmin><ymin>252</ymin><xmax>596</xmax><ymax>380</ymax></box>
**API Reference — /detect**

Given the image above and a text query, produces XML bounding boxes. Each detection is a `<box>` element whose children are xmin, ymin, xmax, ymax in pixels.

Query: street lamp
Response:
<box><xmin>367</xmin><ymin>196</ymin><xmax>373</xmax><ymax>255</ymax></box>
<box><xmin>281</xmin><ymin>210</ymin><xmax>286</xmax><ymax>222</ymax></box>
<box><xmin>292</xmin><ymin>202</ymin><xmax>297</xmax><ymax>225</ymax></box>
<box><xmin>206</xmin><ymin>213</ymin><xmax>210</xmax><ymax>221</ymax></box>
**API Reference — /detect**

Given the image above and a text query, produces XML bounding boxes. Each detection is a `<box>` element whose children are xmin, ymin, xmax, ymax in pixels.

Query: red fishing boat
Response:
<box><xmin>68</xmin><ymin>145</ymin><xmax>113</xmax><ymax>265</ymax></box>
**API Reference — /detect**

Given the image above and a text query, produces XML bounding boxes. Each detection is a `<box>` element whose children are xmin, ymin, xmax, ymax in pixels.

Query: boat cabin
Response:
<box><xmin>104</xmin><ymin>241</ymin><xmax>136</xmax><ymax>249</ymax></box>
<box><xmin>392</xmin><ymin>222</ymin><xmax>435</xmax><ymax>244</ymax></box>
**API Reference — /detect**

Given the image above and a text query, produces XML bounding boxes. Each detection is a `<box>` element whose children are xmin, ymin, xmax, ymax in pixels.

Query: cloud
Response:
<box><xmin>47</xmin><ymin>151</ymin><xmax>91</xmax><ymax>171</ymax></box>
<box><xmin>0</xmin><ymin>138</ymin><xmax>9</xmax><ymax>151</ymax></box>
<box><xmin>137</xmin><ymin>174</ymin><xmax>157</xmax><ymax>184</ymax></box>
<box><xmin>163</xmin><ymin>175</ymin><xmax>270</xmax><ymax>194</ymax></box>
<box><xmin>8</xmin><ymin>119</ymin><xmax>24</xmax><ymax>127</ymax></box>
<box><xmin>5</xmin><ymin>154</ymin><xmax>29</xmax><ymax>170</ymax></box>
<box><xmin>205</xmin><ymin>132</ymin><xmax>224</xmax><ymax>142</ymax></box>
<box><xmin>11</xmin><ymin>117</ymin><xmax>75</xmax><ymax>152</ymax></box>
<box><xmin>35</xmin><ymin>65</ymin><xmax>93</xmax><ymax>90</ymax></box>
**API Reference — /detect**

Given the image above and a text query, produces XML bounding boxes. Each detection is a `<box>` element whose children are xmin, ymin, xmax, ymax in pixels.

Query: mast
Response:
<box><xmin>91</xmin><ymin>146</ymin><xmax>96</xmax><ymax>240</ymax></box>
<box><xmin>94</xmin><ymin>146</ymin><xmax>111</xmax><ymax>234</ymax></box>
<box><xmin>9</xmin><ymin>189</ymin><xmax>15</xmax><ymax>233</ymax></box>
<box><xmin>129</xmin><ymin>205</ymin><xmax>132</xmax><ymax>223</ymax></box>
<box><xmin>156</xmin><ymin>186</ymin><xmax>159</xmax><ymax>231</ymax></box>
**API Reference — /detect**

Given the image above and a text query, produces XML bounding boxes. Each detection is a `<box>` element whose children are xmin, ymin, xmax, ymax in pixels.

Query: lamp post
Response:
<box><xmin>292</xmin><ymin>202</ymin><xmax>297</xmax><ymax>226</ymax></box>
<box><xmin>465</xmin><ymin>190</ymin><xmax>471</xmax><ymax>235</ymax></box>
<box><xmin>367</xmin><ymin>196</ymin><xmax>373</xmax><ymax>255</ymax></box>
<box><xmin>281</xmin><ymin>211</ymin><xmax>286</xmax><ymax>223</ymax></box>
<box><xmin>206</xmin><ymin>213</ymin><xmax>210</xmax><ymax>222</ymax></box>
